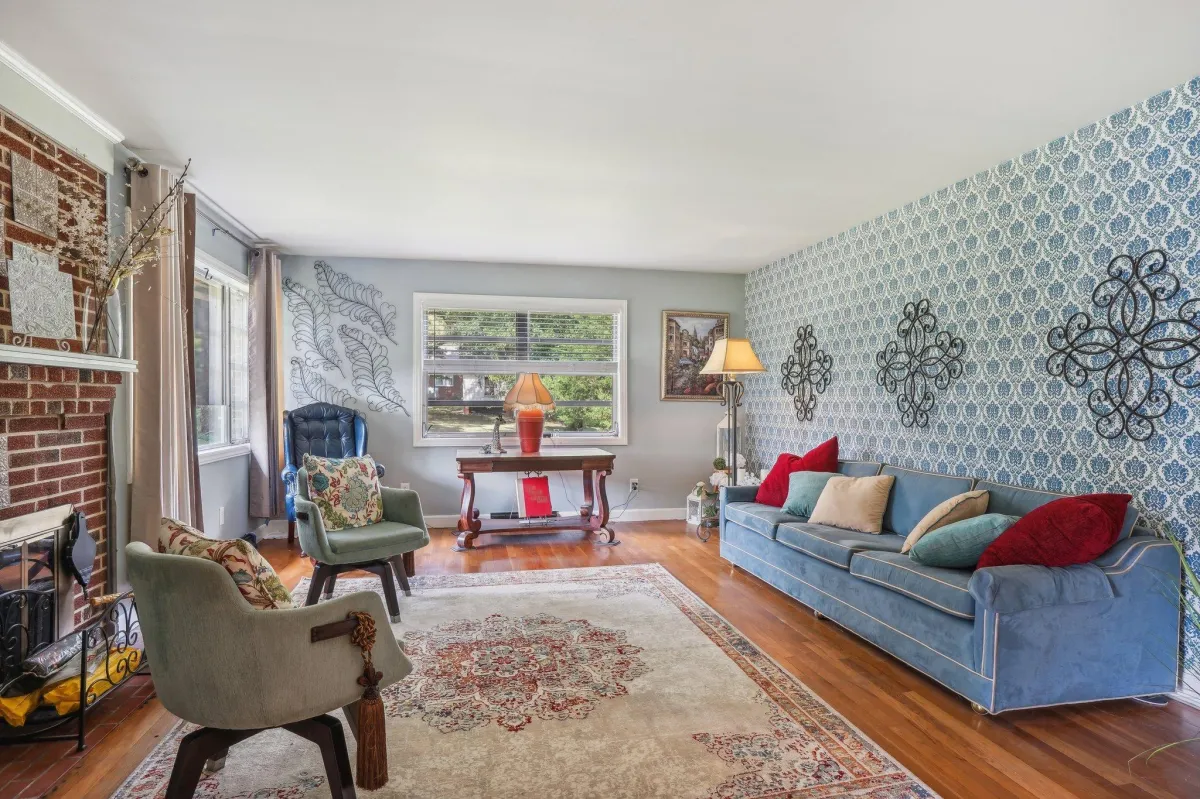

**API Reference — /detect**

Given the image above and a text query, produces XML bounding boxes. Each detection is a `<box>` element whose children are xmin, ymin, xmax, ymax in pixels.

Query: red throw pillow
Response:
<box><xmin>977</xmin><ymin>493</ymin><xmax>1132</xmax><ymax>568</ymax></box>
<box><xmin>754</xmin><ymin>437</ymin><xmax>839</xmax><ymax>507</ymax></box>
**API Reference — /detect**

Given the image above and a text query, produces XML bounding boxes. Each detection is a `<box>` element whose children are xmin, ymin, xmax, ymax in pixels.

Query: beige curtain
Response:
<box><xmin>130</xmin><ymin>165</ymin><xmax>203</xmax><ymax>545</ymax></box>
<box><xmin>248</xmin><ymin>248</ymin><xmax>286</xmax><ymax>519</ymax></box>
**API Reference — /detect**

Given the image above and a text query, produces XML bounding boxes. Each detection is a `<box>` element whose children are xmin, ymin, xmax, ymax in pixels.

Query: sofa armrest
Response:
<box><xmin>968</xmin><ymin>564</ymin><xmax>1114</xmax><ymax>614</ymax></box>
<box><xmin>720</xmin><ymin>485</ymin><xmax>759</xmax><ymax>505</ymax></box>
<box><xmin>1091</xmin><ymin>535</ymin><xmax>1167</xmax><ymax>570</ymax></box>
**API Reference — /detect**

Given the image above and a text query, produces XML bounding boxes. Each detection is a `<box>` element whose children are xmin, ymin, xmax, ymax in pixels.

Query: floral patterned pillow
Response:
<box><xmin>159</xmin><ymin>518</ymin><xmax>293</xmax><ymax>610</ymax></box>
<box><xmin>302</xmin><ymin>454</ymin><xmax>384</xmax><ymax>532</ymax></box>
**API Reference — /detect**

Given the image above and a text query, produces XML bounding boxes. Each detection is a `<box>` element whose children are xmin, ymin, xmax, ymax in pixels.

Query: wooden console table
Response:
<box><xmin>454</xmin><ymin>447</ymin><xmax>617</xmax><ymax>551</ymax></box>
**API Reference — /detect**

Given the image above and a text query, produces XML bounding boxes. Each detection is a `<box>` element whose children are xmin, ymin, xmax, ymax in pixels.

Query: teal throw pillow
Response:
<box><xmin>909</xmin><ymin>513</ymin><xmax>1019</xmax><ymax>569</ymax></box>
<box><xmin>782</xmin><ymin>471</ymin><xmax>838</xmax><ymax>518</ymax></box>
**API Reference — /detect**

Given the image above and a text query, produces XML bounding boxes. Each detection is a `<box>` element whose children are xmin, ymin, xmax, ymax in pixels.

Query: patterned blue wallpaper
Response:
<box><xmin>744</xmin><ymin>76</ymin><xmax>1200</xmax><ymax>669</ymax></box>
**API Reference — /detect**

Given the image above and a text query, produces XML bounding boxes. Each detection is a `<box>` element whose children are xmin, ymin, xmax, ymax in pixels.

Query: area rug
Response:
<box><xmin>112</xmin><ymin>564</ymin><xmax>936</xmax><ymax>798</ymax></box>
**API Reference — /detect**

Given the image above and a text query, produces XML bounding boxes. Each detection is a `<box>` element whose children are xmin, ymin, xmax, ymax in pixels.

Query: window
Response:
<box><xmin>194</xmin><ymin>253</ymin><xmax>250</xmax><ymax>450</ymax></box>
<box><xmin>414</xmin><ymin>294</ymin><xmax>627</xmax><ymax>446</ymax></box>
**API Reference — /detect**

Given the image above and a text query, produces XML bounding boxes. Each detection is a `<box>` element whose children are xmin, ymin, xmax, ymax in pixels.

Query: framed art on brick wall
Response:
<box><xmin>660</xmin><ymin>310</ymin><xmax>729</xmax><ymax>401</ymax></box>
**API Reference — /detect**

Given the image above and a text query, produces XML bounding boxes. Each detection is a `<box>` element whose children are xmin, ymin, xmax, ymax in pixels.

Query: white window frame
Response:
<box><xmin>194</xmin><ymin>250</ymin><xmax>251</xmax><ymax>461</ymax></box>
<box><xmin>412</xmin><ymin>293</ymin><xmax>628</xmax><ymax>447</ymax></box>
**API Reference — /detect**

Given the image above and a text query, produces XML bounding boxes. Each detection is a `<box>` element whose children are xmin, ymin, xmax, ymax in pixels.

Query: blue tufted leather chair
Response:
<box><xmin>281</xmin><ymin>403</ymin><xmax>386</xmax><ymax>545</ymax></box>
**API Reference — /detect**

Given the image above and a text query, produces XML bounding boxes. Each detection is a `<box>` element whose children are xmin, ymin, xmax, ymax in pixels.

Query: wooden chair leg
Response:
<box><xmin>284</xmin><ymin>715</ymin><xmax>356</xmax><ymax>799</ymax></box>
<box><xmin>166</xmin><ymin>728</ymin><xmax>258</xmax><ymax>799</ymax></box>
<box><xmin>367</xmin><ymin>564</ymin><xmax>401</xmax><ymax>623</ymax></box>
<box><xmin>287</xmin><ymin>519</ymin><xmax>296</xmax><ymax>546</ymax></box>
<box><xmin>389</xmin><ymin>556</ymin><xmax>411</xmax><ymax>596</ymax></box>
<box><xmin>402</xmin><ymin>550</ymin><xmax>415</xmax><ymax>578</ymax></box>
<box><xmin>305</xmin><ymin>564</ymin><xmax>330</xmax><ymax>607</ymax></box>
<box><xmin>323</xmin><ymin>571</ymin><xmax>338</xmax><ymax>599</ymax></box>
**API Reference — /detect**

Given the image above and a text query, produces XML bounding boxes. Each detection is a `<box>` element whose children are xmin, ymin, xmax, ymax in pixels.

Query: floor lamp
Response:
<box><xmin>700</xmin><ymin>338</ymin><xmax>765</xmax><ymax>486</ymax></box>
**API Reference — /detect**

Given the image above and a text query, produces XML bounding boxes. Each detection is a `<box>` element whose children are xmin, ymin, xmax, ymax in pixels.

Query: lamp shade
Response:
<box><xmin>700</xmin><ymin>338</ymin><xmax>766</xmax><ymax>375</ymax></box>
<box><xmin>503</xmin><ymin>373</ymin><xmax>556</xmax><ymax>413</ymax></box>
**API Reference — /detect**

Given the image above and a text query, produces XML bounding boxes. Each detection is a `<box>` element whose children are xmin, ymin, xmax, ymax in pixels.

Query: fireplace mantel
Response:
<box><xmin>0</xmin><ymin>344</ymin><xmax>137</xmax><ymax>373</ymax></box>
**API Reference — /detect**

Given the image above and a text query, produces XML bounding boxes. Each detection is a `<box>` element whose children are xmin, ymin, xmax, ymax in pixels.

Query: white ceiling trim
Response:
<box><xmin>0</xmin><ymin>39</ymin><xmax>123</xmax><ymax>143</ymax></box>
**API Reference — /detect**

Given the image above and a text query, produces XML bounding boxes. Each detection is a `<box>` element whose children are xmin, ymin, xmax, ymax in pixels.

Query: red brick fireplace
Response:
<box><xmin>0</xmin><ymin>361</ymin><xmax>125</xmax><ymax>627</ymax></box>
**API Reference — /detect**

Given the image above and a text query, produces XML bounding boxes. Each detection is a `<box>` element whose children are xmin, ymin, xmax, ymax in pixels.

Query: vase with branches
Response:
<box><xmin>55</xmin><ymin>159</ymin><xmax>191</xmax><ymax>353</ymax></box>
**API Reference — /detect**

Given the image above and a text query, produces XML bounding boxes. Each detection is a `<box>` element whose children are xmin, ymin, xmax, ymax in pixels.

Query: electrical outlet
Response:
<box><xmin>630</xmin><ymin>478</ymin><xmax>639</xmax><ymax>493</ymax></box>
<box><xmin>219</xmin><ymin>506</ymin><xmax>225</xmax><ymax>527</ymax></box>
<box><xmin>400</xmin><ymin>482</ymin><xmax>411</xmax><ymax>490</ymax></box>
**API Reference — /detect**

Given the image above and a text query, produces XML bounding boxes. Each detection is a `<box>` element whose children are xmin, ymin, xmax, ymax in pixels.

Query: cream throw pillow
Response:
<box><xmin>901</xmin><ymin>489</ymin><xmax>990</xmax><ymax>553</ymax></box>
<box><xmin>808</xmin><ymin>474</ymin><xmax>895</xmax><ymax>534</ymax></box>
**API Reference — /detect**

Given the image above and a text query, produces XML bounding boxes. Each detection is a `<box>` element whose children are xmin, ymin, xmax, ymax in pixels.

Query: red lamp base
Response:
<box><xmin>516</xmin><ymin>411</ymin><xmax>545</xmax><ymax>453</ymax></box>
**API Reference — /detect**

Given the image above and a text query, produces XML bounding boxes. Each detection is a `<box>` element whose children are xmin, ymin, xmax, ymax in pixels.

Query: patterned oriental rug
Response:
<box><xmin>114</xmin><ymin>564</ymin><xmax>937</xmax><ymax>798</ymax></box>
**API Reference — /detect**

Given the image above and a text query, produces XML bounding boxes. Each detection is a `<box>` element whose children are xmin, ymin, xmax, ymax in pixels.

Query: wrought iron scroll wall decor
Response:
<box><xmin>780</xmin><ymin>324</ymin><xmax>832</xmax><ymax>422</ymax></box>
<box><xmin>1046</xmin><ymin>249</ymin><xmax>1199</xmax><ymax>443</ymax></box>
<box><xmin>875</xmin><ymin>299</ymin><xmax>966</xmax><ymax>429</ymax></box>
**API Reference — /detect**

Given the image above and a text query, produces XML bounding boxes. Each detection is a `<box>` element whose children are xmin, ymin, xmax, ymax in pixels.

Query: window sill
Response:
<box><xmin>414</xmin><ymin>434</ymin><xmax>627</xmax><ymax>448</ymax></box>
<box><xmin>198</xmin><ymin>442</ymin><xmax>251</xmax><ymax>465</ymax></box>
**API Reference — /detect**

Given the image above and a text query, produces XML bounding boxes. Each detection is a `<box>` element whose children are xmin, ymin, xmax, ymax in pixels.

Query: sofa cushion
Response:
<box><xmin>976</xmin><ymin>481</ymin><xmax>1140</xmax><ymax>541</ymax></box>
<box><xmin>977</xmin><ymin>494</ymin><xmax>1132</xmax><ymax>569</ymax></box>
<box><xmin>902</xmin><ymin>489</ymin><xmax>990</xmax><ymax>553</ymax></box>
<box><xmin>837</xmin><ymin>460</ymin><xmax>883</xmax><ymax>477</ymax></box>
<box><xmin>909</xmin><ymin>514</ymin><xmax>1018</xmax><ymax>569</ymax></box>
<box><xmin>724</xmin><ymin>502</ymin><xmax>800</xmax><ymax>540</ymax></box>
<box><xmin>777</xmin><ymin>522</ymin><xmax>904</xmax><ymax>569</ymax></box>
<box><xmin>755</xmin><ymin>437</ymin><xmax>839</xmax><ymax>506</ymax></box>
<box><xmin>808</xmin><ymin>474</ymin><xmax>895</xmax><ymax>533</ymax></box>
<box><xmin>880</xmin><ymin>466</ymin><xmax>975</xmax><ymax>537</ymax></box>
<box><xmin>782</xmin><ymin>471</ymin><xmax>838</xmax><ymax>518</ymax></box>
<box><xmin>850</xmin><ymin>551</ymin><xmax>976</xmax><ymax>619</ymax></box>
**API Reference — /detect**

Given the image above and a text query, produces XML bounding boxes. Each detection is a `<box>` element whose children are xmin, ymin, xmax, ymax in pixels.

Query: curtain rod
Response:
<box><xmin>196</xmin><ymin>207</ymin><xmax>256</xmax><ymax>251</ymax></box>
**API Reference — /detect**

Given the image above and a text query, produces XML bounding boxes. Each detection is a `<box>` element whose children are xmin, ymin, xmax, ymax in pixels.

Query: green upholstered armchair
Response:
<box><xmin>125</xmin><ymin>542</ymin><xmax>412</xmax><ymax>798</ymax></box>
<box><xmin>295</xmin><ymin>468</ymin><xmax>430</xmax><ymax>622</ymax></box>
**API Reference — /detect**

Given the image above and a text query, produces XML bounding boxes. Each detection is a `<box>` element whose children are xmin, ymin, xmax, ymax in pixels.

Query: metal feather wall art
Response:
<box><xmin>283</xmin><ymin>277</ymin><xmax>342</xmax><ymax>373</ymax></box>
<box><xmin>315</xmin><ymin>260</ymin><xmax>398</xmax><ymax>343</ymax></box>
<box><xmin>338</xmin><ymin>325</ymin><xmax>410</xmax><ymax>415</ymax></box>
<box><xmin>290</xmin><ymin>358</ymin><xmax>355</xmax><ymax>406</ymax></box>
<box><xmin>283</xmin><ymin>262</ymin><xmax>409</xmax><ymax>413</ymax></box>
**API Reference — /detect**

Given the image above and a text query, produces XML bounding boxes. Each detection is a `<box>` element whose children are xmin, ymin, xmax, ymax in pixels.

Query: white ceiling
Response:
<box><xmin>3</xmin><ymin>1</ymin><xmax>1200</xmax><ymax>273</ymax></box>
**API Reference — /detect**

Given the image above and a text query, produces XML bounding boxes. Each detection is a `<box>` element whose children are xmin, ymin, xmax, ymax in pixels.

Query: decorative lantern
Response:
<box><xmin>716</xmin><ymin>414</ymin><xmax>744</xmax><ymax>466</ymax></box>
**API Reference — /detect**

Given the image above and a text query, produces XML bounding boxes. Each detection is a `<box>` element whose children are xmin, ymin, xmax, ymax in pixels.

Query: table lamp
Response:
<box><xmin>700</xmin><ymin>338</ymin><xmax>765</xmax><ymax>486</ymax></box>
<box><xmin>504</xmin><ymin>373</ymin><xmax>556</xmax><ymax>453</ymax></box>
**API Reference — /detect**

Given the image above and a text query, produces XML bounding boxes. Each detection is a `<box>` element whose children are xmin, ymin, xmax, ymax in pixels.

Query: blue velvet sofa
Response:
<box><xmin>719</xmin><ymin>461</ymin><xmax>1180</xmax><ymax>714</ymax></box>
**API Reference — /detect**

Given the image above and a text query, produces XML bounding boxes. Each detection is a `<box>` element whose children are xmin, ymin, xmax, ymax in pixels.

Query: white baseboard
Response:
<box><xmin>1172</xmin><ymin>685</ymin><xmax>1200</xmax><ymax>710</ymax></box>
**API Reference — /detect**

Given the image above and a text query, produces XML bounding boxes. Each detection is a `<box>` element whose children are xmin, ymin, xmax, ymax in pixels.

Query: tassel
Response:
<box><xmin>348</xmin><ymin>612</ymin><xmax>388</xmax><ymax>789</ymax></box>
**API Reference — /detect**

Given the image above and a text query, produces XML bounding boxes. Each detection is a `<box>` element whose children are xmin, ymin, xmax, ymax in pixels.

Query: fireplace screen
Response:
<box><xmin>0</xmin><ymin>531</ymin><xmax>57</xmax><ymax>686</ymax></box>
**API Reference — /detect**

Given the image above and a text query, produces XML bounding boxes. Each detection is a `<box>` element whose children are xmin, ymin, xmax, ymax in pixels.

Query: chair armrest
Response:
<box><xmin>381</xmin><ymin>486</ymin><xmax>427</xmax><ymax>533</ymax></box>
<box><xmin>968</xmin><ymin>564</ymin><xmax>1114</xmax><ymax>614</ymax></box>
<box><xmin>216</xmin><ymin>591</ymin><xmax>411</xmax><ymax>729</ymax></box>
<box><xmin>294</xmin><ymin>497</ymin><xmax>335</xmax><ymax>562</ymax></box>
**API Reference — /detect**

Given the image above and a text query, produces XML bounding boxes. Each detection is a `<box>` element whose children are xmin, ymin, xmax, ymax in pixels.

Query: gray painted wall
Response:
<box><xmin>280</xmin><ymin>256</ymin><xmax>745</xmax><ymax>519</ymax></box>
<box><xmin>195</xmin><ymin>211</ymin><xmax>257</xmax><ymax>539</ymax></box>
<box><xmin>0</xmin><ymin>60</ymin><xmax>114</xmax><ymax>172</ymax></box>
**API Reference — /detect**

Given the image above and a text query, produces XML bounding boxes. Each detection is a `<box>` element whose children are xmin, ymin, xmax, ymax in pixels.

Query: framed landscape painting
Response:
<box><xmin>660</xmin><ymin>310</ymin><xmax>729</xmax><ymax>401</ymax></box>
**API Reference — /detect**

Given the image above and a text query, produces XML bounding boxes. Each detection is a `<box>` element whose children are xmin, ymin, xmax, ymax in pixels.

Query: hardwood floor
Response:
<box><xmin>43</xmin><ymin>522</ymin><xmax>1200</xmax><ymax>798</ymax></box>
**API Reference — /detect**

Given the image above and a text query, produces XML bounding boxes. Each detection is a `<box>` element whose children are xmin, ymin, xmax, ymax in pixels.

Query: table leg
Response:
<box><xmin>580</xmin><ymin>469</ymin><xmax>594</xmax><ymax>519</ymax></box>
<box><xmin>593</xmin><ymin>468</ymin><xmax>618</xmax><ymax>545</ymax></box>
<box><xmin>455</xmin><ymin>472</ymin><xmax>482</xmax><ymax>551</ymax></box>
